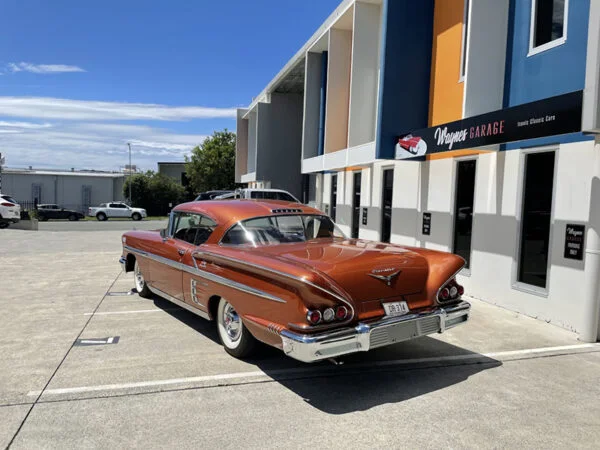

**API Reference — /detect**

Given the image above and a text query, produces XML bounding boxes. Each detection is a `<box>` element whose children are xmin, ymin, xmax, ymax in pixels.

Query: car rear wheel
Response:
<box><xmin>96</xmin><ymin>212</ymin><xmax>107</xmax><ymax>221</ymax></box>
<box><xmin>216</xmin><ymin>298</ymin><xmax>257</xmax><ymax>359</ymax></box>
<box><xmin>134</xmin><ymin>260</ymin><xmax>152</xmax><ymax>298</ymax></box>
<box><xmin>68</xmin><ymin>214</ymin><xmax>78</xmax><ymax>221</ymax></box>
<box><xmin>0</xmin><ymin>222</ymin><xmax>8</xmax><ymax>229</ymax></box>
<box><xmin>132</xmin><ymin>212</ymin><xmax>142</xmax><ymax>221</ymax></box>
<box><xmin>39</xmin><ymin>216</ymin><xmax>49</xmax><ymax>222</ymax></box>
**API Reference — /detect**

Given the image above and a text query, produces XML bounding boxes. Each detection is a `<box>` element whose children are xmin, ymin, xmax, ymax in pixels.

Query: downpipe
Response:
<box><xmin>580</xmin><ymin>140</ymin><xmax>600</xmax><ymax>342</ymax></box>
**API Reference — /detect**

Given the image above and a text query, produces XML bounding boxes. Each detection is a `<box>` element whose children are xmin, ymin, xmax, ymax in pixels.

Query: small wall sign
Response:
<box><xmin>362</xmin><ymin>208</ymin><xmax>368</xmax><ymax>225</ymax></box>
<box><xmin>564</xmin><ymin>224</ymin><xmax>585</xmax><ymax>260</ymax></box>
<box><xmin>422</xmin><ymin>212</ymin><xmax>431</xmax><ymax>235</ymax></box>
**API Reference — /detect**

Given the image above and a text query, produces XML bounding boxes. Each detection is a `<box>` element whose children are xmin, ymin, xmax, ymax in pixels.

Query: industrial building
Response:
<box><xmin>236</xmin><ymin>0</ymin><xmax>600</xmax><ymax>341</ymax></box>
<box><xmin>0</xmin><ymin>167</ymin><xmax>126</xmax><ymax>212</ymax></box>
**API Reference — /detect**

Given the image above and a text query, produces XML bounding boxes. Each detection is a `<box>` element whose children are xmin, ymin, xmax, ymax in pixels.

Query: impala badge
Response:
<box><xmin>368</xmin><ymin>268</ymin><xmax>401</xmax><ymax>286</ymax></box>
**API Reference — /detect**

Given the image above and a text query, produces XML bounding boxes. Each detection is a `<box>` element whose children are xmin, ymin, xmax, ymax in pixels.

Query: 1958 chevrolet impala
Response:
<box><xmin>120</xmin><ymin>200</ymin><xmax>470</xmax><ymax>362</ymax></box>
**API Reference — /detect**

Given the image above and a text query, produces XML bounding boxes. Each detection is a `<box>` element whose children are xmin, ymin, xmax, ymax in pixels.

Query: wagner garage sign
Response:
<box><xmin>395</xmin><ymin>90</ymin><xmax>583</xmax><ymax>159</ymax></box>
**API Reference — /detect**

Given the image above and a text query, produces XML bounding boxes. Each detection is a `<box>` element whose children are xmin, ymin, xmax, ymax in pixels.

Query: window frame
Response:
<box><xmin>458</xmin><ymin>0</ymin><xmax>470</xmax><ymax>83</ymax></box>
<box><xmin>511</xmin><ymin>146</ymin><xmax>558</xmax><ymax>297</ymax></box>
<box><xmin>528</xmin><ymin>0</ymin><xmax>569</xmax><ymax>57</ymax></box>
<box><xmin>168</xmin><ymin>210</ymin><xmax>217</xmax><ymax>245</ymax></box>
<box><xmin>451</xmin><ymin>155</ymin><xmax>478</xmax><ymax>276</ymax></box>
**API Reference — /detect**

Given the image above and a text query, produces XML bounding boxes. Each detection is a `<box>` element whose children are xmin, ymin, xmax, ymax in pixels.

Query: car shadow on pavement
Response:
<box><xmin>253</xmin><ymin>338</ymin><xmax>502</xmax><ymax>414</ymax></box>
<box><xmin>148</xmin><ymin>294</ymin><xmax>500</xmax><ymax>415</ymax></box>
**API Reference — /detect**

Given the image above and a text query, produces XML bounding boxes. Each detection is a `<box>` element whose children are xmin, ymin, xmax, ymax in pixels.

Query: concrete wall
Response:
<box><xmin>255</xmin><ymin>93</ymin><xmax>305</xmax><ymax>200</ymax></box>
<box><xmin>2</xmin><ymin>172</ymin><xmax>125</xmax><ymax>212</ymax></box>
<box><xmin>247</xmin><ymin>111</ymin><xmax>258</xmax><ymax>174</ymax></box>
<box><xmin>325</xmin><ymin>28</ymin><xmax>352</xmax><ymax>153</ymax></box>
<box><xmin>348</xmin><ymin>1</ymin><xmax>380</xmax><ymax>147</ymax></box>
<box><xmin>157</xmin><ymin>164</ymin><xmax>186</xmax><ymax>184</ymax></box>
<box><xmin>236</xmin><ymin>109</ymin><xmax>249</xmax><ymax>182</ymax></box>
<box><xmin>463</xmin><ymin>0</ymin><xmax>509</xmax><ymax>117</ymax></box>
<box><xmin>302</xmin><ymin>52</ymin><xmax>323</xmax><ymax>159</ymax></box>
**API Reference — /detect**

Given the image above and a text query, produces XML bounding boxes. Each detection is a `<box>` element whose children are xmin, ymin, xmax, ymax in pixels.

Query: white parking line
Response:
<box><xmin>27</xmin><ymin>343</ymin><xmax>599</xmax><ymax>397</ymax></box>
<box><xmin>84</xmin><ymin>309</ymin><xmax>177</xmax><ymax>316</ymax></box>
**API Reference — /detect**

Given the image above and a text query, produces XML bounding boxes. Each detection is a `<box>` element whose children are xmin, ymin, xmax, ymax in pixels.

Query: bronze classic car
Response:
<box><xmin>119</xmin><ymin>200</ymin><xmax>470</xmax><ymax>362</ymax></box>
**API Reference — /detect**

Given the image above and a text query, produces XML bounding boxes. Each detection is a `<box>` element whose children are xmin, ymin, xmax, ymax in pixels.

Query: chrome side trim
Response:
<box><xmin>123</xmin><ymin>245</ymin><xmax>286</xmax><ymax>304</ymax></box>
<box><xmin>147</xmin><ymin>285</ymin><xmax>211</xmax><ymax>320</ymax></box>
<box><xmin>192</xmin><ymin>250</ymin><xmax>354</xmax><ymax>321</ymax></box>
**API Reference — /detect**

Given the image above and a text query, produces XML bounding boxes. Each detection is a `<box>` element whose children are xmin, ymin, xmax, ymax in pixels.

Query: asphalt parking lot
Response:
<box><xmin>1</xmin><ymin>226</ymin><xmax>599</xmax><ymax>449</ymax></box>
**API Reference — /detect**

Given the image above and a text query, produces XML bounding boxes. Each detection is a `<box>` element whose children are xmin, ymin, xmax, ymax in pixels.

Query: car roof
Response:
<box><xmin>173</xmin><ymin>199</ymin><xmax>323</xmax><ymax>227</ymax></box>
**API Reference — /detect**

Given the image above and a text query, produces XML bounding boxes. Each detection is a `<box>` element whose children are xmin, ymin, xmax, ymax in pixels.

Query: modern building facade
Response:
<box><xmin>0</xmin><ymin>168</ymin><xmax>126</xmax><ymax>212</ymax></box>
<box><xmin>157</xmin><ymin>162</ymin><xmax>189</xmax><ymax>186</ymax></box>
<box><xmin>237</xmin><ymin>0</ymin><xmax>600</xmax><ymax>342</ymax></box>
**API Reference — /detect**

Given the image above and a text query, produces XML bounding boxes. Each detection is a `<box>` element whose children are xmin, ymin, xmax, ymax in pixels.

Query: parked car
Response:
<box><xmin>0</xmin><ymin>194</ymin><xmax>21</xmax><ymax>229</ymax></box>
<box><xmin>214</xmin><ymin>188</ymin><xmax>300</xmax><ymax>203</ymax></box>
<box><xmin>88</xmin><ymin>202</ymin><xmax>147</xmax><ymax>221</ymax></box>
<box><xmin>119</xmin><ymin>199</ymin><xmax>470</xmax><ymax>362</ymax></box>
<box><xmin>194</xmin><ymin>190</ymin><xmax>233</xmax><ymax>201</ymax></box>
<box><xmin>37</xmin><ymin>204</ymin><xmax>85</xmax><ymax>221</ymax></box>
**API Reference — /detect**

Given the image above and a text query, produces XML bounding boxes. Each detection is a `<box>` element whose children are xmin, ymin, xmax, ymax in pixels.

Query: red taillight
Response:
<box><xmin>438</xmin><ymin>278</ymin><xmax>464</xmax><ymax>302</ymax></box>
<box><xmin>1</xmin><ymin>202</ymin><xmax>15</xmax><ymax>207</ymax></box>
<box><xmin>335</xmin><ymin>306</ymin><xmax>348</xmax><ymax>320</ymax></box>
<box><xmin>306</xmin><ymin>310</ymin><xmax>322</xmax><ymax>325</ymax></box>
<box><xmin>439</xmin><ymin>287</ymin><xmax>450</xmax><ymax>301</ymax></box>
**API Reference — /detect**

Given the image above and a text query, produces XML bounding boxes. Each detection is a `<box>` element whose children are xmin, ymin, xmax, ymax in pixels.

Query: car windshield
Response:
<box><xmin>221</xmin><ymin>214</ymin><xmax>346</xmax><ymax>246</ymax></box>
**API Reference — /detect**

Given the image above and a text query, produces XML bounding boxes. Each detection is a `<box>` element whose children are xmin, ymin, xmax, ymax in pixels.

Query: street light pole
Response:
<box><xmin>127</xmin><ymin>143</ymin><xmax>132</xmax><ymax>203</ymax></box>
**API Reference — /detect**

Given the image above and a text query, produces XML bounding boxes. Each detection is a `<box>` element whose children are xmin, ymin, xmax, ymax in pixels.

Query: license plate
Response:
<box><xmin>383</xmin><ymin>301</ymin><xmax>410</xmax><ymax>317</ymax></box>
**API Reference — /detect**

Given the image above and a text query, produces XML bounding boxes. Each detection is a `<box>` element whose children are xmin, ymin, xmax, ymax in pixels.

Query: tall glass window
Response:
<box><xmin>453</xmin><ymin>160</ymin><xmax>477</xmax><ymax>268</ymax></box>
<box><xmin>330</xmin><ymin>174</ymin><xmax>337</xmax><ymax>222</ymax></box>
<box><xmin>381</xmin><ymin>168</ymin><xmax>394</xmax><ymax>243</ymax></box>
<box><xmin>518</xmin><ymin>151</ymin><xmax>555</xmax><ymax>288</ymax></box>
<box><xmin>351</xmin><ymin>171</ymin><xmax>362</xmax><ymax>239</ymax></box>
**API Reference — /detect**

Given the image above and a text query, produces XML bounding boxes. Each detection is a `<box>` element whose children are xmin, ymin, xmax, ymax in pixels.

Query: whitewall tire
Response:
<box><xmin>216</xmin><ymin>298</ymin><xmax>256</xmax><ymax>358</ymax></box>
<box><xmin>134</xmin><ymin>260</ymin><xmax>152</xmax><ymax>298</ymax></box>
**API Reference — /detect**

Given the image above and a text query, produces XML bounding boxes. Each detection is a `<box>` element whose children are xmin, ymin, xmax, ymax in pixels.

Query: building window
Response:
<box><xmin>330</xmin><ymin>173</ymin><xmax>337</xmax><ymax>222</ymax></box>
<box><xmin>529</xmin><ymin>0</ymin><xmax>568</xmax><ymax>55</ymax></box>
<box><xmin>351</xmin><ymin>171</ymin><xmax>362</xmax><ymax>239</ymax></box>
<box><xmin>459</xmin><ymin>0</ymin><xmax>470</xmax><ymax>81</ymax></box>
<box><xmin>381</xmin><ymin>168</ymin><xmax>394</xmax><ymax>243</ymax></box>
<box><xmin>453</xmin><ymin>160</ymin><xmax>476</xmax><ymax>269</ymax></box>
<box><xmin>518</xmin><ymin>151</ymin><xmax>555</xmax><ymax>289</ymax></box>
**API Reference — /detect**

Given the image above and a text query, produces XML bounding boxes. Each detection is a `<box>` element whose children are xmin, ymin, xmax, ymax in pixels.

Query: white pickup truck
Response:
<box><xmin>88</xmin><ymin>202</ymin><xmax>147</xmax><ymax>221</ymax></box>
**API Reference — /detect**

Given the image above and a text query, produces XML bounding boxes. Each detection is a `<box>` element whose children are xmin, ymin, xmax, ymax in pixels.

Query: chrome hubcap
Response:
<box><xmin>135</xmin><ymin>264</ymin><xmax>144</xmax><ymax>291</ymax></box>
<box><xmin>223</xmin><ymin>303</ymin><xmax>241</xmax><ymax>341</ymax></box>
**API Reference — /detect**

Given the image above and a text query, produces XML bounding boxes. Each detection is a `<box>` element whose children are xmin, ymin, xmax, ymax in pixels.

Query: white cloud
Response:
<box><xmin>0</xmin><ymin>122</ymin><xmax>207</xmax><ymax>170</ymax></box>
<box><xmin>7</xmin><ymin>62</ymin><xmax>86</xmax><ymax>74</ymax></box>
<box><xmin>0</xmin><ymin>120</ymin><xmax>52</xmax><ymax>129</ymax></box>
<box><xmin>0</xmin><ymin>96</ymin><xmax>238</xmax><ymax>121</ymax></box>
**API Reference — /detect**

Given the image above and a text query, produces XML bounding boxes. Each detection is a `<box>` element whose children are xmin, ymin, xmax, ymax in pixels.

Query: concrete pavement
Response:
<box><xmin>0</xmin><ymin>228</ymin><xmax>599</xmax><ymax>449</ymax></box>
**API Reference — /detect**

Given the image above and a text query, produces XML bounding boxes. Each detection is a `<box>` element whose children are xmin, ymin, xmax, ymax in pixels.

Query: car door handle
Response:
<box><xmin>178</xmin><ymin>249</ymin><xmax>186</xmax><ymax>256</ymax></box>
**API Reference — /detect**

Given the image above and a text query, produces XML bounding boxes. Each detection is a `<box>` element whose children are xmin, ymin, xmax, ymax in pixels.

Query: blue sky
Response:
<box><xmin>0</xmin><ymin>0</ymin><xmax>340</xmax><ymax>171</ymax></box>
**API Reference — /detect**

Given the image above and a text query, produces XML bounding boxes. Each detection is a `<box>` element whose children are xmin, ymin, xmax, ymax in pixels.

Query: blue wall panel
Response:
<box><xmin>375</xmin><ymin>0</ymin><xmax>435</xmax><ymax>159</ymax></box>
<box><xmin>504</xmin><ymin>0</ymin><xmax>591</xmax><ymax>149</ymax></box>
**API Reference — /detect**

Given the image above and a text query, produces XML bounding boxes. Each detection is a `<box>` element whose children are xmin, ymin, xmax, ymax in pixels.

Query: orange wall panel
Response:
<box><xmin>429</xmin><ymin>0</ymin><xmax>465</xmax><ymax>127</ymax></box>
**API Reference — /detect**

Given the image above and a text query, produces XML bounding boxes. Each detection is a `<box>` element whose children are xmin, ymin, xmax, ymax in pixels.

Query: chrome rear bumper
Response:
<box><xmin>119</xmin><ymin>256</ymin><xmax>127</xmax><ymax>272</ymax></box>
<box><xmin>280</xmin><ymin>301</ymin><xmax>471</xmax><ymax>363</ymax></box>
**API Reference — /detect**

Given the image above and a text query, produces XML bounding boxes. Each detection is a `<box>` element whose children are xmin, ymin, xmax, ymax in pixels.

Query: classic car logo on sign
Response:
<box><xmin>368</xmin><ymin>268</ymin><xmax>401</xmax><ymax>286</ymax></box>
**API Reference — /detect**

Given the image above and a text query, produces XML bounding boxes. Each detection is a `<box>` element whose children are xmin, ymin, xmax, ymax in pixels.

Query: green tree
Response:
<box><xmin>123</xmin><ymin>171</ymin><xmax>185</xmax><ymax>216</ymax></box>
<box><xmin>185</xmin><ymin>129</ymin><xmax>236</xmax><ymax>194</ymax></box>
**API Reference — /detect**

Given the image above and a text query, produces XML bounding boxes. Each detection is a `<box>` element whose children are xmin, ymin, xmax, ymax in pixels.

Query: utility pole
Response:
<box><xmin>0</xmin><ymin>152</ymin><xmax>3</xmax><ymax>193</ymax></box>
<box><xmin>127</xmin><ymin>143</ymin><xmax>132</xmax><ymax>203</ymax></box>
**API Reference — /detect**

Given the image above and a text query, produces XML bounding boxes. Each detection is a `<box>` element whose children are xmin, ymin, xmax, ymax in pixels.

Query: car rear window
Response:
<box><xmin>221</xmin><ymin>214</ymin><xmax>345</xmax><ymax>246</ymax></box>
<box><xmin>1</xmin><ymin>195</ymin><xmax>18</xmax><ymax>204</ymax></box>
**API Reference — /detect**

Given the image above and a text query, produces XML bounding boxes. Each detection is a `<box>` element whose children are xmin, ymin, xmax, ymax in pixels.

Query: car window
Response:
<box><xmin>1</xmin><ymin>195</ymin><xmax>18</xmax><ymax>204</ymax></box>
<box><xmin>112</xmin><ymin>203</ymin><xmax>127</xmax><ymax>208</ymax></box>
<box><xmin>221</xmin><ymin>214</ymin><xmax>345</xmax><ymax>246</ymax></box>
<box><xmin>276</xmin><ymin>192</ymin><xmax>296</xmax><ymax>202</ymax></box>
<box><xmin>172</xmin><ymin>212</ymin><xmax>217</xmax><ymax>245</ymax></box>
